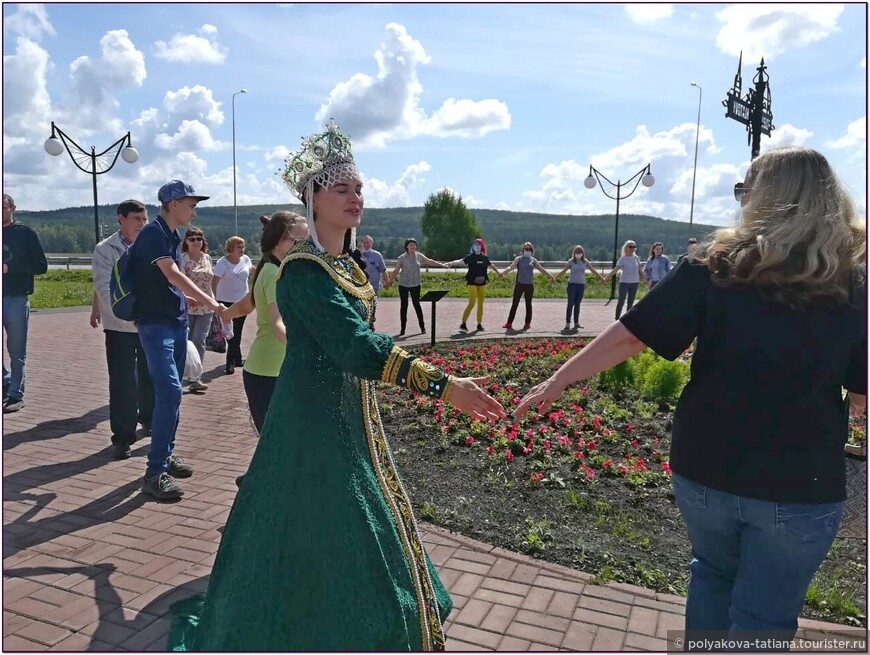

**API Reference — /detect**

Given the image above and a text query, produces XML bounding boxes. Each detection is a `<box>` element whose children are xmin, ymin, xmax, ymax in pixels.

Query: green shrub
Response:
<box><xmin>641</xmin><ymin>359</ymin><xmax>688</xmax><ymax>403</ymax></box>
<box><xmin>597</xmin><ymin>360</ymin><xmax>635</xmax><ymax>393</ymax></box>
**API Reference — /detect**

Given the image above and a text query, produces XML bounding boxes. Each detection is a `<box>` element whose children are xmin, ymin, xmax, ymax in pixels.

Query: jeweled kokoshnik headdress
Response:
<box><xmin>281</xmin><ymin>119</ymin><xmax>360</xmax><ymax>253</ymax></box>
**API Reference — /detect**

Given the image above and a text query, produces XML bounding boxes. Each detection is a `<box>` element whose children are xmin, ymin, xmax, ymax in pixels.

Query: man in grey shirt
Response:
<box><xmin>359</xmin><ymin>235</ymin><xmax>388</xmax><ymax>294</ymax></box>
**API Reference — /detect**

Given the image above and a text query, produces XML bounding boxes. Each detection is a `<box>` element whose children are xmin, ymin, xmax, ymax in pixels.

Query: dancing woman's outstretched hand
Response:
<box><xmin>513</xmin><ymin>376</ymin><xmax>567</xmax><ymax>420</ymax></box>
<box><xmin>446</xmin><ymin>376</ymin><xmax>508</xmax><ymax>422</ymax></box>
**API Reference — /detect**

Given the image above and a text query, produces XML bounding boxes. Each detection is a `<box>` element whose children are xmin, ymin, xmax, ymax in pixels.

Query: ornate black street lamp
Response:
<box><xmin>722</xmin><ymin>52</ymin><xmax>775</xmax><ymax>160</ymax></box>
<box><xmin>44</xmin><ymin>122</ymin><xmax>139</xmax><ymax>244</ymax></box>
<box><xmin>584</xmin><ymin>164</ymin><xmax>655</xmax><ymax>302</ymax></box>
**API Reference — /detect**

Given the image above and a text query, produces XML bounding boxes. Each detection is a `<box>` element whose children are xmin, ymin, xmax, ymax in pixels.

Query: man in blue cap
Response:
<box><xmin>131</xmin><ymin>180</ymin><xmax>224</xmax><ymax>501</ymax></box>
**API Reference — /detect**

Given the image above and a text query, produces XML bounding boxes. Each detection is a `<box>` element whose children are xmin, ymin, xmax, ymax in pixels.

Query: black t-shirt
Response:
<box><xmin>463</xmin><ymin>253</ymin><xmax>491</xmax><ymax>286</ymax></box>
<box><xmin>620</xmin><ymin>259</ymin><xmax>866</xmax><ymax>504</ymax></box>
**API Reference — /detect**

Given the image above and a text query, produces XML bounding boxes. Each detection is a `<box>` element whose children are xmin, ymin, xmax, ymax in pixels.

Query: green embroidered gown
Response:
<box><xmin>168</xmin><ymin>241</ymin><xmax>453</xmax><ymax>651</ymax></box>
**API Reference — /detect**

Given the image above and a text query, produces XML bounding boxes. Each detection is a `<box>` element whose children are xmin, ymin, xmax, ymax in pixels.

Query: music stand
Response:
<box><xmin>420</xmin><ymin>289</ymin><xmax>449</xmax><ymax>348</ymax></box>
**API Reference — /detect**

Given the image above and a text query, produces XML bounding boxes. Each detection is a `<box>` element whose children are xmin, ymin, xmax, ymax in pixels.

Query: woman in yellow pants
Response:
<box><xmin>446</xmin><ymin>238</ymin><xmax>502</xmax><ymax>332</ymax></box>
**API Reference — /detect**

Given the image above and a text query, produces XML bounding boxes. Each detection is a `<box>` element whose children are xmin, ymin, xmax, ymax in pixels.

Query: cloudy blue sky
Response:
<box><xmin>2</xmin><ymin>2</ymin><xmax>866</xmax><ymax>226</ymax></box>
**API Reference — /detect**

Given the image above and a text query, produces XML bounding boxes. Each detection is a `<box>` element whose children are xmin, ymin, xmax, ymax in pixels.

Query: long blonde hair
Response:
<box><xmin>694</xmin><ymin>147</ymin><xmax>865</xmax><ymax>307</ymax></box>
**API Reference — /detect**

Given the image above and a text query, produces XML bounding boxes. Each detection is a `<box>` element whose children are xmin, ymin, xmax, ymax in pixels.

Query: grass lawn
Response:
<box><xmin>31</xmin><ymin>270</ymin><xmax>645</xmax><ymax>309</ymax></box>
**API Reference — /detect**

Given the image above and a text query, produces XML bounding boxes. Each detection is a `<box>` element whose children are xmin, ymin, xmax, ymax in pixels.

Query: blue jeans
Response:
<box><xmin>672</xmin><ymin>474</ymin><xmax>843</xmax><ymax>645</ymax></box>
<box><xmin>3</xmin><ymin>295</ymin><xmax>30</xmax><ymax>402</ymax></box>
<box><xmin>137</xmin><ymin>323</ymin><xmax>188</xmax><ymax>478</ymax></box>
<box><xmin>566</xmin><ymin>283</ymin><xmax>586</xmax><ymax>324</ymax></box>
<box><xmin>615</xmin><ymin>282</ymin><xmax>638</xmax><ymax>318</ymax></box>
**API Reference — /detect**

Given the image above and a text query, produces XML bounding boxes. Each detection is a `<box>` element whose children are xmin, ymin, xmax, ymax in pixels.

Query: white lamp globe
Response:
<box><xmin>44</xmin><ymin>136</ymin><xmax>64</xmax><ymax>156</ymax></box>
<box><xmin>584</xmin><ymin>175</ymin><xmax>597</xmax><ymax>189</ymax></box>
<box><xmin>121</xmin><ymin>145</ymin><xmax>139</xmax><ymax>164</ymax></box>
<box><xmin>641</xmin><ymin>173</ymin><xmax>655</xmax><ymax>187</ymax></box>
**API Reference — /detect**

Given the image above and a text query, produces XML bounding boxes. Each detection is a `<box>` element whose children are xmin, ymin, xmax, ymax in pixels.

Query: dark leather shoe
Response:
<box><xmin>225</xmin><ymin>364</ymin><xmax>235</xmax><ymax>374</ymax></box>
<box><xmin>112</xmin><ymin>443</ymin><xmax>132</xmax><ymax>460</ymax></box>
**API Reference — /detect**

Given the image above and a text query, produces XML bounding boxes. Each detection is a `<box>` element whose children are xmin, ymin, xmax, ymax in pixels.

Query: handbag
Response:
<box><xmin>205</xmin><ymin>313</ymin><xmax>227</xmax><ymax>353</ymax></box>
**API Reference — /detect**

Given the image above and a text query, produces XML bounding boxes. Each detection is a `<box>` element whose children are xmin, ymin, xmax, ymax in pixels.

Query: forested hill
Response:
<box><xmin>17</xmin><ymin>203</ymin><xmax>721</xmax><ymax>260</ymax></box>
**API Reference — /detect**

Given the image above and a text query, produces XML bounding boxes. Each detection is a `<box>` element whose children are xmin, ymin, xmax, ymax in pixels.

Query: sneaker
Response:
<box><xmin>477</xmin><ymin>324</ymin><xmax>484</xmax><ymax>332</ymax></box>
<box><xmin>167</xmin><ymin>455</ymin><xmax>193</xmax><ymax>478</ymax></box>
<box><xmin>112</xmin><ymin>443</ymin><xmax>132</xmax><ymax>460</ymax></box>
<box><xmin>523</xmin><ymin>323</ymin><xmax>531</xmax><ymax>330</ymax></box>
<box><xmin>141</xmin><ymin>472</ymin><xmax>184</xmax><ymax>501</ymax></box>
<box><xmin>189</xmin><ymin>380</ymin><xmax>209</xmax><ymax>392</ymax></box>
<box><xmin>3</xmin><ymin>398</ymin><xmax>23</xmax><ymax>413</ymax></box>
<box><xmin>502</xmin><ymin>322</ymin><xmax>513</xmax><ymax>329</ymax></box>
<box><xmin>459</xmin><ymin>322</ymin><xmax>468</xmax><ymax>332</ymax></box>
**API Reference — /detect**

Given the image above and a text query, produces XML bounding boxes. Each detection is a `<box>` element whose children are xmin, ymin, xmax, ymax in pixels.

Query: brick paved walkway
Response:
<box><xmin>2</xmin><ymin>300</ymin><xmax>861</xmax><ymax>651</ymax></box>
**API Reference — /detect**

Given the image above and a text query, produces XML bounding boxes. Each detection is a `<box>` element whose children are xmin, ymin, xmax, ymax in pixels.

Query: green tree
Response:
<box><xmin>419</xmin><ymin>190</ymin><xmax>482</xmax><ymax>259</ymax></box>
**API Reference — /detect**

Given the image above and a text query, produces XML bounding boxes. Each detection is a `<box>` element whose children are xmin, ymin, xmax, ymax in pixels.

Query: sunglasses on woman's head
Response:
<box><xmin>734</xmin><ymin>182</ymin><xmax>748</xmax><ymax>202</ymax></box>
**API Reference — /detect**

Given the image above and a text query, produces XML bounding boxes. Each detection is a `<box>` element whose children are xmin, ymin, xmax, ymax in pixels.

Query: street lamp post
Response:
<box><xmin>232</xmin><ymin>88</ymin><xmax>248</xmax><ymax>235</ymax></box>
<box><xmin>689</xmin><ymin>81</ymin><xmax>702</xmax><ymax>232</ymax></box>
<box><xmin>43</xmin><ymin>122</ymin><xmax>139</xmax><ymax>245</ymax></box>
<box><xmin>584</xmin><ymin>164</ymin><xmax>655</xmax><ymax>302</ymax></box>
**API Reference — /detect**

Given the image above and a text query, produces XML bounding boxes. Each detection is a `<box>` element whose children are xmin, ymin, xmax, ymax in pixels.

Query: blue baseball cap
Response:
<box><xmin>158</xmin><ymin>180</ymin><xmax>210</xmax><ymax>204</ymax></box>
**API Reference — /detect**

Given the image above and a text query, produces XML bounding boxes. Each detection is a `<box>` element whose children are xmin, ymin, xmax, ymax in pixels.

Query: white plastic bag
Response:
<box><xmin>185</xmin><ymin>340</ymin><xmax>203</xmax><ymax>381</ymax></box>
<box><xmin>223</xmin><ymin>318</ymin><xmax>234</xmax><ymax>340</ymax></box>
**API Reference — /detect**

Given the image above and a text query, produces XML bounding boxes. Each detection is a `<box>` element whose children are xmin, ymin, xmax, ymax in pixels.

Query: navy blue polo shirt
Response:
<box><xmin>129</xmin><ymin>215</ymin><xmax>188</xmax><ymax>327</ymax></box>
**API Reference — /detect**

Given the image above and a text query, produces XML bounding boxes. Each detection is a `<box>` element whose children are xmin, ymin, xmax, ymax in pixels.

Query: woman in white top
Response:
<box><xmin>181</xmin><ymin>226</ymin><xmax>215</xmax><ymax>391</ymax></box>
<box><xmin>555</xmin><ymin>245</ymin><xmax>606</xmax><ymax>331</ymax></box>
<box><xmin>605</xmin><ymin>240</ymin><xmax>645</xmax><ymax>319</ymax></box>
<box><xmin>212</xmin><ymin>236</ymin><xmax>254</xmax><ymax>374</ymax></box>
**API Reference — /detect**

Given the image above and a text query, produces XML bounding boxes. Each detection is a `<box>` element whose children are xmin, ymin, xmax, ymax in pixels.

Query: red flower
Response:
<box><xmin>530</xmin><ymin>472</ymin><xmax>544</xmax><ymax>484</ymax></box>
<box><xmin>522</xmin><ymin>446</ymin><xmax>533</xmax><ymax>456</ymax></box>
<box><xmin>573</xmin><ymin>451</ymin><xmax>585</xmax><ymax>460</ymax></box>
<box><xmin>505</xmin><ymin>450</ymin><xmax>514</xmax><ymax>463</ymax></box>
<box><xmin>592</xmin><ymin>416</ymin><xmax>602</xmax><ymax>431</ymax></box>
<box><xmin>631</xmin><ymin>439</ymin><xmax>639</xmax><ymax>448</ymax></box>
<box><xmin>602</xmin><ymin>459</ymin><xmax>612</xmax><ymax>469</ymax></box>
<box><xmin>661</xmin><ymin>461</ymin><xmax>672</xmax><ymax>475</ymax></box>
<box><xmin>465</xmin><ymin>436</ymin><xmax>475</xmax><ymax>446</ymax></box>
<box><xmin>543</xmin><ymin>440</ymin><xmax>551</xmax><ymax>452</ymax></box>
<box><xmin>486</xmin><ymin>446</ymin><xmax>495</xmax><ymax>456</ymax></box>
<box><xmin>626</xmin><ymin>424</ymin><xmax>635</xmax><ymax>433</ymax></box>
<box><xmin>587</xmin><ymin>440</ymin><xmax>597</xmax><ymax>451</ymax></box>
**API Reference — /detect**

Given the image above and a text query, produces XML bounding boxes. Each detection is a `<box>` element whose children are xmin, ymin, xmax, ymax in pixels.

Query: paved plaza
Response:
<box><xmin>2</xmin><ymin>298</ymin><xmax>863</xmax><ymax>651</ymax></box>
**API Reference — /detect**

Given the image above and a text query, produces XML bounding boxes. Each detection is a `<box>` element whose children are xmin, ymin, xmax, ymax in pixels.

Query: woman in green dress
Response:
<box><xmin>168</xmin><ymin>121</ymin><xmax>506</xmax><ymax>651</ymax></box>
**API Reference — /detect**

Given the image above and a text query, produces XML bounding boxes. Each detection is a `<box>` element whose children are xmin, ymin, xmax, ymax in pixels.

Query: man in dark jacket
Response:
<box><xmin>2</xmin><ymin>193</ymin><xmax>48</xmax><ymax>413</ymax></box>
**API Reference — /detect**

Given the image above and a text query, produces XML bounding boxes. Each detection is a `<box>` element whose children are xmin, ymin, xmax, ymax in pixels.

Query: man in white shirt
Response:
<box><xmin>90</xmin><ymin>200</ymin><xmax>154</xmax><ymax>459</ymax></box>
<box><xmin>359</xmin><ymin>235</ymin><xmax>388</xmax><ymax>295</ymax></box>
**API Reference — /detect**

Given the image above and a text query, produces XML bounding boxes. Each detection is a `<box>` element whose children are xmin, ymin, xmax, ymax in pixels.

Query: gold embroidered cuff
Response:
<box><xmin>381</xmin><ymin>345</ymin><xmax>450</xmax><ymax>398</ymax></box>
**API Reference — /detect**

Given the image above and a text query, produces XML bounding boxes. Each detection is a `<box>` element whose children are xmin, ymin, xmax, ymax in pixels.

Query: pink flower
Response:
<box><xmin>465</xmin><ymin>436</ymin><xmax>475</xmax><ymax>446</ymax></box>
<box><xmin>602</xmin><ymin>459</ymin><xmax>612</xmax><ymax>469</ymax></box>
<box><xmin>573</xmin><ymin>451</ymin><xmax>585</xmax><ymax>460</ymax></box>
<box><xmin>486</xmin><ymin>446</ymin><xmax>495</xmax><ymax>456</ymax></box>
<box><xmin>631</xmin><ymin>438</ymin><xmax>639</xmax><ymax>448</ymax></box>
<box><xmin>505</xmin><ymin>450</ymin><xmax>515</xmax><ymax>463</ymax></box>
<box><xmin>522</xmin><ymin>446</ymin><xmax>533</xmax><ymax>456</ymax></box>
<box><xmin>661</xmin><ymin>461</ymin><xmax>672</xmax><ymax>475</ymax></box>
<box><xmin>543</xmin><ymin>440</ymin><xmax>551</xmax><ymax>452</ymax></box>
<box><xmin>592</xmin><ymin>416</ymin><xmax>602</xmax><ymax>431</ymax></box>
<box><xmin>530</xmin><ymin>472</ymin><xmax>544</xmax><ymax>484</ymax></box>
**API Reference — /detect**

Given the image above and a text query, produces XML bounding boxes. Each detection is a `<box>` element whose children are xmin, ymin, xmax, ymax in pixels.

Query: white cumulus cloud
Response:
<box><xmin>716</xmin><ymin>4</ymin><xmax>844</xmax><ymax>61</ymax></box>
<box><xmin>761</xmin><ymin>123</ymin><xmax>814</xmax><ymax>152</ymax></box>
<box><xmin>825</xmin><ymin>117</ymin><xmax>866</xmax><ymax>150</ymax></box>
<box><xmin>316</xmin><ymin>23</ymin><xmax>509</xmax><ymax>147</ymax></box>
<box><xmin>3</xmin><ymin>3</ymin><xmax>56</xmax><ymax>41</ymax></box>
<box><xmin>154</xmin><ymin>119</ymin><xmax>223</xmax><ymax>152</ymax></box>
<box><xmin>625</xmin><ymin>4</ymin><xmax>673</xmax><ymax>24</ymax></box>
<box><xmin>163</xmin><ymin>85</ymin><xmax>225</xmax><ymax>128</ymax></box>
<box><xmin>154</xmin><ymin>24</ymin><xmax>228</xmax><ymax>64</ymax></box>
<box><xmin>363</xmin><ymin>161</ymin><xmax>432</xmax><ymax>207</ymax></box>
<box><xmin>68</xmin><ymin>29</ymin><xmax>147</xmax><ymax>131</ymax></box>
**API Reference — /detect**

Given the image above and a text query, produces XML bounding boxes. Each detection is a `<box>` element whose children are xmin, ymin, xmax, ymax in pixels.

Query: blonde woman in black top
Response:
<box><xmin>516</xmin><ymin>147</ymin><xmax>866</xmax><ymax>645</ymax></box>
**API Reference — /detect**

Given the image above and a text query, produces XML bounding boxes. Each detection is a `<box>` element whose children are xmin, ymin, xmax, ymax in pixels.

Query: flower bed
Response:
<box><xmin>379</xmin><ymin>338</ymin><xmax>866</xmax><ymax>626</ymax></box>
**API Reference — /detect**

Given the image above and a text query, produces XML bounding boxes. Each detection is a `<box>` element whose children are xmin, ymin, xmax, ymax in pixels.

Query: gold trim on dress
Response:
<box><xmin>277</xmin><ymin>241</ymin><xmax>374</xmax><ymax>301</ymax></box>
<box><xmin>360</xmin><ymin>381</ymin><xmax>446</xmax><ymax>651</ymax></box>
